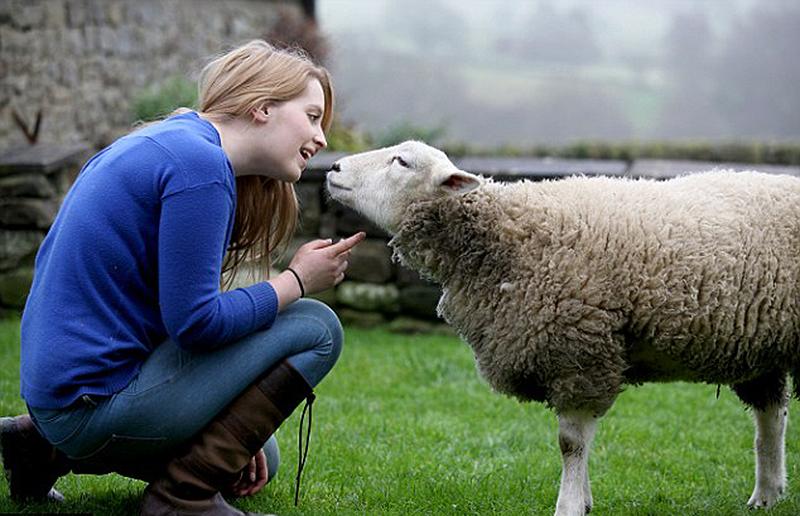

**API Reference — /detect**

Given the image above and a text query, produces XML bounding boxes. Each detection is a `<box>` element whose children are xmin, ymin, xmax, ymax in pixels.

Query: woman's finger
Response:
<box><xmin>231</xmin><ymin>474</ymin><xmax>247</xmax><ymax>496</ymax></box>
<box><xmin>240</xmin><ymin>450</ymin><xmax>268</xmax><ymax>496</ymax></box>
<box><xmin>302</xmin><ymin>238</ymin><xmax>335</xmax><ymax>251</ymax></box>
<box><xmin>327</xmin><ymin>232</ymin><xmax>366</xmax><ymax>256</ymax></box>
<box><xmin>248</xmin><ymin>455</ymin><xmax>257</xmax><ymax>483</ymax></box>
<box><xmin>251</xmin><ymin>449</ymin><xmax>269</xmax><ymax>494</ymax></box>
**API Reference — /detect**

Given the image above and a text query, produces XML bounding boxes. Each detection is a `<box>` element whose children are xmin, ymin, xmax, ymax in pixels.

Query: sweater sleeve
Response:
<box><xmin>158</xmin><ymin>183</ymin><xmax>278</xmax><ymax>351</ymax></box>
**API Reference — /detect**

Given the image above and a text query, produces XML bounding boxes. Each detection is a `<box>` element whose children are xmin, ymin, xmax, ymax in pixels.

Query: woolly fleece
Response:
<box><xmin>390</xmin><ymin>171</ymin><xmax>800</xmax><ymax>413</ymax></box>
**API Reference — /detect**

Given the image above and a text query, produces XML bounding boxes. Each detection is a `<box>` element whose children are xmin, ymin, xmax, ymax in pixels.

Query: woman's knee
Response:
<box><xmin>290</xmin><ymin>298</ymin><xmax>343</xmax><ymax>356</ymax></box>
<box><xmin>263</xmin><ymin>434</ymin><xmax>280</xmax><ymax>483</ymax></box>
<box><xmin>284</xmin><ymin>298</ymin><xmax>344</xmax><ymax>384</ymax></box>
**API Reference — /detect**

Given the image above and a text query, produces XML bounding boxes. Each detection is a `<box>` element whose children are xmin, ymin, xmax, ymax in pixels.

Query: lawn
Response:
<box><xmin>2</xmin><ymin>316</ymin><xmax>800</xmax><ymax>515</ymax></box>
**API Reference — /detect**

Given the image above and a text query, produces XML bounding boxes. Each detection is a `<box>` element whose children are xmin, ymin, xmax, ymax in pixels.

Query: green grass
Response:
<box><xmin>3</xmin><ymin>317</ymin><xmax>800</xmax><ymax>515</ymax></box>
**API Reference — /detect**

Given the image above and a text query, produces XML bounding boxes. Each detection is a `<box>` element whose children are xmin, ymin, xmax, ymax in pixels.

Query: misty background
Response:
<box><xmin>317</xmin><ymin>0</ymin><xmax>800</xmax><ymax>148</ymax></box>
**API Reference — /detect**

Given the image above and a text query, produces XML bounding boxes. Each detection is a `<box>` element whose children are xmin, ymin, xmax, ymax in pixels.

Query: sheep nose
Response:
<box><xmin>330</xmin><ymin>162</ymin><xmax>341</xmax><ymax>172</ymax></box>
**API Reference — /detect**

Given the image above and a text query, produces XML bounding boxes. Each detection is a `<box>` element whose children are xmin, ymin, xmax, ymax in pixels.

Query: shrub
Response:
<box><xmin>131</xmin><ymin>76</ymin><xmax>197</xmax><ymax>123</ymax></box>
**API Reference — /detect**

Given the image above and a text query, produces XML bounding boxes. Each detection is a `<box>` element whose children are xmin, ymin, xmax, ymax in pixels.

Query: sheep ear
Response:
<box><xmin>438</xmin><ymin>170</ymin><xmax>481</xmax><ymax>194</ymax></box>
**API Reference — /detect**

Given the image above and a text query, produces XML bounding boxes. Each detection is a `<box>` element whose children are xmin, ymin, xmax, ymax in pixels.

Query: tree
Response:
<box><xmin>714</xmin><ymin>4</ymin><xmax>800</xmax><ymax>138</ymax></box>
<box><xmin>381</xmin><ymin>0</ymin><xmax>469</xmax><ymax>58</ymax></box>
<box><xmin>507</xmin><ymin>3</ymin><xmax>603</xmax><ymax>65</ymax></box>
<box><xmin>654</xmin><ymin>10</ymin><xmax>724</xmax><ymax>138</ymax></box>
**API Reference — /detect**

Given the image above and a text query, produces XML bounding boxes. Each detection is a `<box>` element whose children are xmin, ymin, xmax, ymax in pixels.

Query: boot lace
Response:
<box><xmin>294</xmin><ymin>392</ymin><xmax>315</xmax><ymax>506</ymax></box>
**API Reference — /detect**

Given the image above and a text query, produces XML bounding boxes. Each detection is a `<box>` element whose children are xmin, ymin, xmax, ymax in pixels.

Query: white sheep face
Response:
<box><xmin>326</xmin><ymin>140</ymin><xmax>482</xmax><ymax>233</ymax></box>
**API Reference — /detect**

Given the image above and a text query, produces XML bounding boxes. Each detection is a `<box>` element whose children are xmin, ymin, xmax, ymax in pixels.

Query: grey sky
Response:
<box><xmin>318</xmin><ymin>0</ymin><xmax>799</xmax><ymax>147</ymax></box>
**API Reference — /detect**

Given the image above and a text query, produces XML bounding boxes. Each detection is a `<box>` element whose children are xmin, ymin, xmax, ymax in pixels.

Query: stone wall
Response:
<box><xmin>0</xmin><ymin>144</ymin><xmax>90</xmax><ymax>316</ymax></box>
<box><xmin>2</xmin><ymin>145</ymin><xmax>800</xmax><ymax>323</ymax></box>
<box><xmin>0</xmin><ymin>0</ymin><xmax>307</xmax><ymax>150</ymax></box>
<box><xmin>281</xmin><ymin>154</ymin><xmax>800</xmax><ymax>328</ymax></box>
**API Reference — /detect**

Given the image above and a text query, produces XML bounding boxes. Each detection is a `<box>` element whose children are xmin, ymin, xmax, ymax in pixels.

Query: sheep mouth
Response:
<box><xmin>326</xmin><ymin>180</ymin><xmax>353</xmax><ymax>192</ymax></box>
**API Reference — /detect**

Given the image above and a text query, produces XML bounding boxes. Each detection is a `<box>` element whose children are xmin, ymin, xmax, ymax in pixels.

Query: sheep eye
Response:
<box><xmin>391</xmin><ymin>156</ymin><xmax>409</xmax><ymax>168</ymax></box>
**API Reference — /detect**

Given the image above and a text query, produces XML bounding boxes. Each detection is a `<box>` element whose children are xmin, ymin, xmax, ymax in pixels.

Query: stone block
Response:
<box><xmin>396</xmin><ymin>265</ymin><xmax>435</xmax><ymax>287</ymax></box>
<box><xmin>307</xmin><ymin>288</ymin><xmax>337</xmax><ymax>308</ymax></box>
<box><xmin>106</xmin><ymin>0</ymin><xmax>125</xmax><ymax>27</ymax></box>
<box><xmin>0</xmin><ymin>1</ymin><xmax>11</xmax><ymax>22</ymax></box>
<box><xmin>0</xmin><ymin>229</ymin><xmax>44</xmax><ymax>270</ymax></box>
<box><xmin>346</xmin><ymin>239</ymin><xmax>393</xmax><ymax>283</ymax></box>
<box><xmin>88</xmin><ymin>0</ymin><xmax>109</xmax><ymax>25</ymax></box>
<box><xmin>0</xmin><ymin>144</ymin><xmax>91</xmax><ymax>176</ymax></box>
<box><xmin>6</xmin><ymin>71</ymin><xmax>27</xmax><ymax>96</ymax></box>
<box><xmin>11</xmin><ymin>1</ymin><xmax>45</xmax><ymax>30</ymax></box>
<box><xmin>0</xmin><ymin>173</ymin><xmax>56</xmax><ymax>198</ymax></box>
<box><xmin>306</xmin><ymin>152</ymin><xmax>347</xmax><ymax>174</ymax></box>
<box><xmin>336</xmin><ymin>281</ymin><xmax>399</xmax><ymax>314</ymax></box>
<box><xmin>318</xmin><ymin>213</ymin><xmax>336</xmax><ymax>239</ymax></box>
<box><xmin>454</xmin><ymin>156</ymin><xmax>628</xmax><ymax>181</ymax></box>
<box><xmin>0</xmin><ymin>267</ymin><xmax>33</xmax><ymax>308</ymax></box>
<box><xmin>333</xmin><ymin>205</ymin><xmax>389</xmax><ymax>239</ymax></box>
<box><xmin>271</xmin><ymin>237</ymin><xmax>304</xmax><ymax>271</ymax></box>
<box><xmin>296</xmin><ymin>182</ymin><xmax>320</xmax><ymax>236</ymax></box>
<box><xmin>52</xmin><ymin>165</ymin><xmax>81</xmax><ymax>197</ymax></box>
<box><xmin>63</xmin><ymin>28</ymin><xmax>84</xmax><ymax>56</ymax></box>
<box><xmin>627</xmin><ymin>159</ymin><xmax>800</xmax><ymax>180</ymax></box>
<box><xmin>398</xmin><ymin>285</ymin><xmax>442</xmax><ymax>320</ymax></box>
<box><xmin>387</xmin><ymin>316</ymin><xmax>454</xmax><ymax>336</ymax></box>
<box><xmin>99</xmin><ymin>25</ymin><xmax>118</xmax><ymax>55</ymax></box>
<box><xmin>66</xmin><ymin>0</ymin><xmax>88</xmax><ymax>27</ymax></box>
<box><xmin>43</xmin><ymin>2</ymin><xmax>66</xmax><ymax>28</ymax></box>
<box><xmin>39</xmin><ymin>28</ymin><xmax>63</xmax><ymax>58</ymax></box>
<box><xmin>114</xmin><ymin>25</ymin><xmax>137</xmax><ymax>57</ymax></box>
<box><xmin>334</xmin><ymin>307</ymin><xmax>386</xmax><ymax>328</ymax></box>
<box><xmin>0</xmin><ymin>198</ymin><xmax>59</xmax><ymax>229</ymax></box>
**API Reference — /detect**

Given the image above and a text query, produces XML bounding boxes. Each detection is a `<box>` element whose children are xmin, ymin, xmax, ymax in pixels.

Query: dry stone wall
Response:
<box><xmin>292</xmin><ymin>154</ymin><xmax>800</xmax><ymax>328</ymax></box>
<box><xmin>2</xmin><ymin>146</ymin><xmax>800</xmax><ymax>325</ymax></box>
<box><xmin>0</xmin><ymin>0</ymin><xmax>305</xmax><ymax>150</ymax></box>
<box><xmin>3</xmin><ymin>0</ymin><xmax>800</xmax><ymax>325</ymax></box>
<box><xmin>0</xmin><ymin>144</ymin><xmax>90</xmax><ymax>316</ymax></box>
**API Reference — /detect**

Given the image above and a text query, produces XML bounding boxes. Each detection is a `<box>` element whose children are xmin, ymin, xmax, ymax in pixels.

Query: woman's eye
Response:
<box><xmin>391</xmin><ymin>156</ymin><xmax>409</xmax><ymax>168</ymax></box>
<box><xmin>308</xmin><ymin>113</ymin><xmax>321</xmax><ymax>122</ymax></box>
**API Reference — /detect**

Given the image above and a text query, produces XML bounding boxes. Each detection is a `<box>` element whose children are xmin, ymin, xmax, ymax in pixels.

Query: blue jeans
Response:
<box><xmin>29</xmin><ymin>298</ymin><xmax>342</xmax><ymax>479</ymax></box>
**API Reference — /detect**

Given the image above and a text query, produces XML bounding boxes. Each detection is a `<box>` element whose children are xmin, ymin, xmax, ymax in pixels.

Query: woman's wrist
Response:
<box><xmin>268</xmin><ymin>271</ymin><xmax>304</xmax><ymax>310</ymax></box>
<box><xmin>285</xmin><ymin>267</ymin><xmax>305</xmax><ymax>297</ymax></box>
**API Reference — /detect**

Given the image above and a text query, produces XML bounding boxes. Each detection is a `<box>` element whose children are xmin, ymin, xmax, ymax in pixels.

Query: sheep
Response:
<box><xmin>325</xmin><ymin>140</ymin><xmax>800</xmax><ymax>515</ymax></box>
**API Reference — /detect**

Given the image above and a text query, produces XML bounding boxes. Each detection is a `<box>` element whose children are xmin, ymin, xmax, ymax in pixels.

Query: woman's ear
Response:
<box><xmin>251</xmin><ymin>104</ymin><xmax>270</xmax><ymax>124</ymax></box>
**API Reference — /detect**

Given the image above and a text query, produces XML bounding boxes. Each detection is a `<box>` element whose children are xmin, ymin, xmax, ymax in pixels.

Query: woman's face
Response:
<box><xmin>254</xmin><ymin>79</ymin><xmax>328</xmax><ymax>182</ymax></box>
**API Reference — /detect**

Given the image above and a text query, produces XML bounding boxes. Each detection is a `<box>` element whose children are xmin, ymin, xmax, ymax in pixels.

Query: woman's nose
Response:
<box><xmin>314</xmin><ymin>129</ymin><xmax>327</xmax><ymax>150</ymax></box>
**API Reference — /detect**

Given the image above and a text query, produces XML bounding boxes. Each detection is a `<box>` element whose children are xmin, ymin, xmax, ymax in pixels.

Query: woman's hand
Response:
<box><xmin>228</xmin><ymin>449</ymin><xmax>269</xmax><ymax>498</ymax></box>
<box><xmin>269</xmin><ymin>232</ymin><xmax>366</xmax><ymax>310</ymax></box>
<box><xmin>288</xmin><ymin>232</ymin><xmax>366</xmax><ymax>295</ymax></box>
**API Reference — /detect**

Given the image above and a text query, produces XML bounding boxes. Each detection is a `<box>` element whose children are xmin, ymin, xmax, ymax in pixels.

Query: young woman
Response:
<box><xmin>0</xmin><ymin>40</ymin><xmax>364</xmax><ymax>515</ymax></box>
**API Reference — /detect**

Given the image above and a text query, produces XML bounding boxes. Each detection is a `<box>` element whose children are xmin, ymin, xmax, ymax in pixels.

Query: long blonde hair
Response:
<box><xmin>198</xmin><ymin>40</ymin><xmax>334</xmax><ymax>286</ymax></box>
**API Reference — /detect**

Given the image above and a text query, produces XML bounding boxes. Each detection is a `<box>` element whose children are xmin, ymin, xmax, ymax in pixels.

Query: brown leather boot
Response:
<box><xmin>140</xmin><ymin>360</ymin><xmax>313</xmax><ymax>516</ymax></box>
<box><xmin>0</xmin><ymin>414</ymin><xmax>68</xmax><ymax>502</ymax></box>
<box><xmin>0</xmin><ymin>414</ymin><xmax>168</xmax><ymax>502</ymax></box>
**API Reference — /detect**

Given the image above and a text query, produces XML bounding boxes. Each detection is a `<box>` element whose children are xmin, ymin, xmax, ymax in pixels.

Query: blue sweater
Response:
<box><xmin>20</xmin><ymin>112</ymin><xmax>279</xmax><ymax>409</ymax></box>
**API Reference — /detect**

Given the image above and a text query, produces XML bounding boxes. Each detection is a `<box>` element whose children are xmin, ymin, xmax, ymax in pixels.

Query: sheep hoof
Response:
<box><xmin>554</xmin><ymin>502</ymin><xmax>590</xmax><ymax>516</ymax></box>
<box><xmin>746</xmin><ymin>485</ymin><xmax>785</xmax><ymax>509</ymax></box>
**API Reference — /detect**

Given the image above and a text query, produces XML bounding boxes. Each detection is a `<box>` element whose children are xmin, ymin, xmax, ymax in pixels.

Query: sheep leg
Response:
<box><xmin>746</xmin><ymin>402</ymin><xmax>788</xmax><ymax>508</ymax></box>
<box><xmin>554</xmin><ymin>410</ymin><xmax>598</xmax><ymax>516</ymax></box>
<box><xmin>732</xmin><ymin>372</ymin><xmax>788</xmax><ymax>509</ymax></box>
